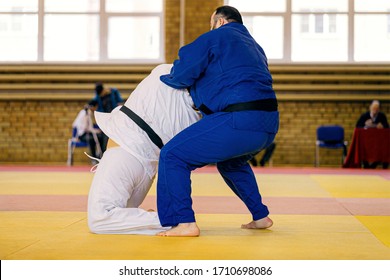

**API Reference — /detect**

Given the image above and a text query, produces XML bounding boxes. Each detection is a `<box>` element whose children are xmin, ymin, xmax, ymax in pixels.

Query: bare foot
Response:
<box><xmin>156</xmin><ymin>222</ymin><xmax>200</xmax><ymax>237</ymax></box>
<box><xmin>241</xmin><ymin>217</ymin><xmax>273</xmax><ymax>229</ymax></box>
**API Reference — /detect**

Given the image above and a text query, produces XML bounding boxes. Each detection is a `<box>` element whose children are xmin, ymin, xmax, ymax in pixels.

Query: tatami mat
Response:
<box><xmin>1</xmin><ymin>212</ymin><xmax>389</xmax><ymax>260</ymax></box>
<box><xmin>311</xmin><ymin>175</ymin><xmax>390</xmax><ymax>198</ymax></box>
<box><xmin>0</xmin><ymin>166</ymin><xmax>389</xmax><ymax>260</ymax></box>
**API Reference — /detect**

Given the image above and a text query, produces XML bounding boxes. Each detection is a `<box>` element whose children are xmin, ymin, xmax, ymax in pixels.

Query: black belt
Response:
<box><xmin>198</xmin><ymin>98</ymin><xmax>278</xmax><ymax>115</ymax></box>
<box><xmin>120</xmin><ymin>106</ymin><xmax>164</xmax><ymax>149</ymax></box>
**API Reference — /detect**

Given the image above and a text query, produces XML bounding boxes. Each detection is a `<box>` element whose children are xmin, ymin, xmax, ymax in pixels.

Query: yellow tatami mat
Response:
<box><xmin>312</xmin><ymin>175</ymin><xmax>390</xmax><ymax>198</ymax></box>
<box><xmin>0</xmin><ymin>167</ymin><xmax>390</xmax><ymax>260</ymax></box>
<box><xmin>1</xmin><ymin>212</ymin><xmax>389</xmax><ymax>260</ymax></box>
<box><xmin>356</xmin><ymin>216</ymin><xmax>390</xmax><ymax>247</ymax></box>
<box><xmin>0</xmin><ymin>172</ymin><xmax>92</xmax><ymax>195</ymax></box>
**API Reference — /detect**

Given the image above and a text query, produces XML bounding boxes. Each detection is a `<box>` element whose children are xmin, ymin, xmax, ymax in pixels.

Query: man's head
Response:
<box><xmin>95</xmin><ymin>82</ymin><xmax>104</xmax><ymax>96</ymax></box>
<box><xmin>370</xmin><ymin>100</ymin><xmax>380</xmax><ymax>116</ymax></box>
<box><xmin>210</xmin><ymin>5</ymin><xmax>243</xmax><ymax>30</ymax></box>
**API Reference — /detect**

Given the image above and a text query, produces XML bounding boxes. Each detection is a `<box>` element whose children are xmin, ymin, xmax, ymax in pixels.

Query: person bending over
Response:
<box><xmin>87</xmin><ymin>64</ymin><xmax>201</xmax><ymax>235</ymax></box>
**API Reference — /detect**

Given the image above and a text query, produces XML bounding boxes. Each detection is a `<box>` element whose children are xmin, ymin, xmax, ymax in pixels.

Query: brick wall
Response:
<box><xmin>1</xmin><ymin>98</ymin><xmax>388</xmax><ymax>166</ymax></box>
<box><xmin>0</xmin><ymin>100</ymin><xmax>89</xmax><ymax>164</ymax></box>
<box><xmin>165</xmin><ymin>0</ymin><xmax>223</xmax><ymax>63</ymax></box>
<box><xmin>184</xmin><ymin>0</ymin><xmax>223</xmax><ymax>44</ymax></box>
<box><xmin>254</xmin><ymin>100</ymin><xmax>390</xmax><ymax>167</ymax></box>
<box><xmin>165</xmin><ymin>0</ymin><xmax>181</xmax><ymax>63</ymax></box>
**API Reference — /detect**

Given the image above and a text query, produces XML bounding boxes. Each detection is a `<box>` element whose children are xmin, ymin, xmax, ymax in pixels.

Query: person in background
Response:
<box><xmin>356</xmin><ymin>100</ymin><xmax>388</xmax><ymax>129</ymax></box>
<box><xmin>72</xmin><ymin>100</ymin><xmax>107</xmax><ymax>162</ymax></box>
<box><xmin>355</xmin><ymin>100</ymin><xmax>389</xmax><ymax>169</ymax></box>
<box><xmin>93</xmin><ymin>82</ymin><xmax>124</xmax><ymax>113</ymax></box>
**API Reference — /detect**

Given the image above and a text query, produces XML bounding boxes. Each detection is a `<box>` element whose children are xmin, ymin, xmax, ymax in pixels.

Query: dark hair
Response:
<box><xmin>215</xmin><ymin>6</ymin><xmax>243</xmax><ymax>24</ymax></box>
<box><xmin>95</xmin><ymin>82</ymin><xmax>104</xmax><ymax>95</ymax></box>
<box><xmin>88</xmin><ymin>99</ymin><xmax>98</xmax><ymax>107</ymax></box>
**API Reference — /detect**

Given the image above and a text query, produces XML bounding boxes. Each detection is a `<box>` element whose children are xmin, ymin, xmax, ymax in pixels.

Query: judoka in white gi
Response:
<box><xmin>87</xmin><ymin>64</ymin><xmax>201</xmax><ymax>235</ymax></box>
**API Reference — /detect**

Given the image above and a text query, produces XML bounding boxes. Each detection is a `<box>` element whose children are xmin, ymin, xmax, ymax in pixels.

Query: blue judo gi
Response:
<box><xmin>158</xmin><ymin>22</ymin><xmax>279</xmax><ymax>227</ymax></box>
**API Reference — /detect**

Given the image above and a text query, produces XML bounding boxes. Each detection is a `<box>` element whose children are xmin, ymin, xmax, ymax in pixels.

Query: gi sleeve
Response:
<box><xmin>160</xmin><ymin>33</ymin><xmax>213</xmax><ymax>89</ymax></box>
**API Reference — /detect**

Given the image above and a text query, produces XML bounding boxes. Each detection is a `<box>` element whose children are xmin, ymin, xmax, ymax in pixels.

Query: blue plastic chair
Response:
<box><xmin>315</xmin><ymin>125</ymin><xmax>348</xmax><ymax>167</ymax></box>
<box><xmin>67</xmin><ymin>127</ymin><xmax>89</xmax><ymax>166</ymax></box>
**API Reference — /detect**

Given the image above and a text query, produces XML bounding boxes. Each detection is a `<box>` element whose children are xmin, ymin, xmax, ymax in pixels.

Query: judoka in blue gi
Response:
<box><xmin>156</xmin><ymin>6</ymin><xmax>279</xmax><ymax>236</ymax></box>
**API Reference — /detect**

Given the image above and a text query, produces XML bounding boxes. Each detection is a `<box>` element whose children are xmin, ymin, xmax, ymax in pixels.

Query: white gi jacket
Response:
<box><xmin>87</xmin><ymin>65</ymin><xmax>201</xmax><ymax>235</ymax></box>
<box><xmin>94</xmin><ymin>64</ymin><xmax>201</xmax><ymax>178</ymax></box>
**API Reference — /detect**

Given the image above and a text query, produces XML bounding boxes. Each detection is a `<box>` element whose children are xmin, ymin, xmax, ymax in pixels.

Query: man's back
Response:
<box><xmin>94</xmin><ymin>64</ymin><xmax>200</xmax><ymax>177</ymax></box>
<box><xmin>127</xmin><ymin>64</ymin><xmax>200</xmax><ymax>143</ymax></box>
<box><xmin>160</xmin><ymin>23</ymin><xmax>278</xmax><ymax>134</ymax></box>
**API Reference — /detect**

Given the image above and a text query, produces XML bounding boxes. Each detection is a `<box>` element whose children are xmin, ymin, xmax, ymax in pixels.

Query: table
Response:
<box><xmin>343</xmin><ymin>128</ymin><xmax>390</xmax><ymax>168</ymax></box>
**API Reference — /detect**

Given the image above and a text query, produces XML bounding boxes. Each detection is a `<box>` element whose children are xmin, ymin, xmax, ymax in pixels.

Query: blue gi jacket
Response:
<box><xmin>160</xmin><ymin>22</ymin><xmax>278</xmax><ymax>133</ymax></box>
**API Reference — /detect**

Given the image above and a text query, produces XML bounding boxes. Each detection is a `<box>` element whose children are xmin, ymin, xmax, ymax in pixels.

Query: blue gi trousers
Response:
<box><xmin>157</xmin><ymin>111</ymin><xmax>276</xmax><ymax>227</ymax></box>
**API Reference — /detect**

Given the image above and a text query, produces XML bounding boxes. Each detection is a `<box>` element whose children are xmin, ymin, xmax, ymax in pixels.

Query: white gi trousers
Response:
<box><xmin>88</xmin><ymin>146</ymin><xmax>170</xmax><ymax>235</ymax></box>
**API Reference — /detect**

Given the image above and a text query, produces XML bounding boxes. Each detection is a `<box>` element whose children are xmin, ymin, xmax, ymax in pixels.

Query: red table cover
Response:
<box><xmin>343</xmin><ymin>128</ymin><xmax>390</xmax><ymax>168</ymax></box>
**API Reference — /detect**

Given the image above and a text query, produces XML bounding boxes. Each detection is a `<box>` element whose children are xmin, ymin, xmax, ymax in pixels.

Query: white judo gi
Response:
<box><xmin>88</xmin><ymin>64</ymin><xmax>201</xmax><ymax>235</ymax></box>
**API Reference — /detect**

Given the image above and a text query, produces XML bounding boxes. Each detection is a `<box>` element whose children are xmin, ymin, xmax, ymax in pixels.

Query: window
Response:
<box><xmin>106</xmin><ymin>0</ymin><xmax>163</xmax><ymax>13</ymax></box>
<box><xmin>0</xmin><ymin>0</ymin><xmax>164</xmax><ymax>63</ymax></box>
<box><xmin>0</xmin><ymin>0</ymin><xmax>38</xmax><ymax>61</ymax></box>
<box><xmin>227</xmin><ymin>0</ymin><xmax>285</xmax><ymax>60</ymax></box>
<box><xmin>314</xmin><ymin>14</ymin><xmax>324</xmax><ymax>33</ymax></box>
<box><xmin>226</xmin><ymin>0</ymin><xmax>390</xmax><ymax>62</ymax></box>
<box><xmin>292</xmin><ymin>0</ymin><xmax>347</xmax><ymax>13</ymax></box>
<box><xmin>228</xmin><ymin>0</ymin><xmax>286</xmax><ymax>12</ymax></box>
<box><xmin>354</xmin><ymin>15</ymin><xmax>390</xmax><ymax>61</ymax></box>
<box><xmin>388</xmin><ymin>13</ymin><xmax>390</xmax><ymax>34</ymax></box>
<box><xmin>329</xmin><ymin>14</ymin><xmax>337</xmax><ymax>33</ymax></box>
<box><xmin>292</xmin><ymin>14</ymin><xmax>348</xmax><ymax>62</ymax></box>
<box><xmin>107</xmin><ymin>17</ymin><xmax>160</xmax><ymax>60</ymax></box>
<box><xmin>243</xmin><ymin>16</ymin><xmax>284</xmax><ymax>60</ymax></box>
<box><xmin>300</xmin><ymin>13</ymin><xmax>337</xmax><ymax>34</ymax></box>
<box><xmin>354</xmin><ymin>0</ymin><xmax>390</xmax><ymax>61</ymax></box>
<box><xmin>355</xmin><ymin>0</ymin><xmax>390</xmax><ymax>12</ymax></box>
<box><xmin>105</xmin><ymin>0</ymin><xmax>162</xmax><ymax>60</ymax></box>
<box><xmin>292</xmin><ymin>0</ymin><xmax>348</xmax><ymax>62</ymax></box>
<box><xmin>300</xmin><ymin>14</ymin><xmax>309</xmax><ymax>33</ymax></box>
